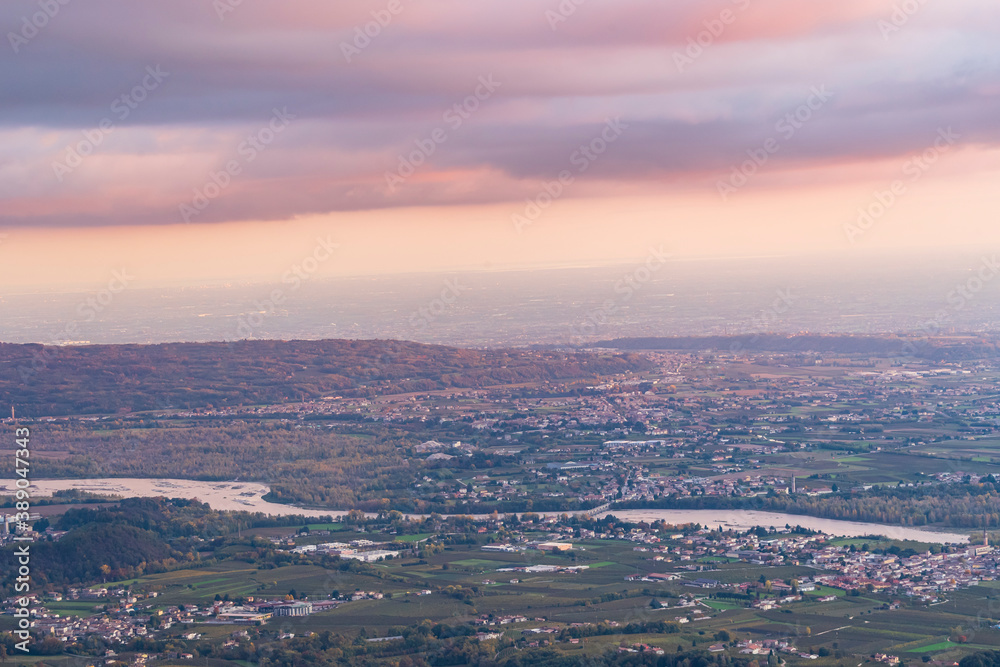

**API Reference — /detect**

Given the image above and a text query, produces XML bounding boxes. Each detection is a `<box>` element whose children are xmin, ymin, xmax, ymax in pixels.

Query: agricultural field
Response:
<box><xmin>10</xmin><ymin>528</ymin><xmax>1000</xmax><ymax>665</ymax></box>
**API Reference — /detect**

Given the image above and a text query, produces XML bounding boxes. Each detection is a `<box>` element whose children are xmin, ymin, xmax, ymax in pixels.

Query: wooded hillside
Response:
<box><xmin>0</xmin><ymin>339</ymin><xmax>651</xmax><ymax>416</ymax></box>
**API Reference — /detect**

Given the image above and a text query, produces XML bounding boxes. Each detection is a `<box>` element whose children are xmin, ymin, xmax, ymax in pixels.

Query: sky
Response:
<box><xmin>1</xmin><ymin>0</ymin><xmax>999</xmax><ymax>291</ymax></box>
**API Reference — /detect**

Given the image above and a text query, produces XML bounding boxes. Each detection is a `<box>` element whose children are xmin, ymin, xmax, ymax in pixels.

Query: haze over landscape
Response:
<box><xmin>3</xmin><ymin>252</ymin><xmax>1000</xmax><ymax>347</ymax></box>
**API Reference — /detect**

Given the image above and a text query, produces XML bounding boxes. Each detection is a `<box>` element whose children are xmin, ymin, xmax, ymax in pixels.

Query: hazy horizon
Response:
<box><xmin>4</xmin><ymin>251</ymin><xmax>999</xmax><ymax>348</ymax></box>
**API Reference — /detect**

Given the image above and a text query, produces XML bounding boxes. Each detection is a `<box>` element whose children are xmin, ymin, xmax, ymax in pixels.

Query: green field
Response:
<box><xmin>911</xmin><ymin>640</ymin><xmax>960</xmax><ymax>652</ymax></box>
<box><xmin>702</xmin><ymin>599</ymin><xmax>741</xmax><ymax>611</ymax></box>
<box><xmin>395</xmin><ymin>532</ymin><xmax>434</xmax><ymax>542</ymax></box>
<box><xmin>450</xmin><ymin>558</ymin><xmax>507</xmax><ymax>568</ymax></box>
<box><xmin>5</xmin><ymin>532</ymin><xmax>1000</xmax><ymax>667</ymax></box>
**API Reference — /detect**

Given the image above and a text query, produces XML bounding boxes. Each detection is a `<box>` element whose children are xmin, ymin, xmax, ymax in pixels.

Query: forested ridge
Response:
<box><xmin>0</xmin><ymin>339</ymin><xmax>652</xmax><ymax>417</ymax></box>
<box><xmin>0</xmin><ymin>498</ymin><xmax>332</xmax><ymax>589</ymax></box>
<box><xmin>15</xmin><ymin>523</ymin><xmax>180</xmax><ymax>586</ymax></box>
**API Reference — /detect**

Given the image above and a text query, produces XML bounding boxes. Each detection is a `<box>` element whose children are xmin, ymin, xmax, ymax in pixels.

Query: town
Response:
<box><xmin>7</xmin><ymin>340</ymin><xmax>1000</xmax><ymax>666</ymax></box>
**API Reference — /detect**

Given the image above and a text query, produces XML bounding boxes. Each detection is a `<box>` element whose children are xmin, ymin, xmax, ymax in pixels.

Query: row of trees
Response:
<box><xmin>619</xmin><ymin>480</ymin><xmax>1000</xmax><ymax>528</ymax></box>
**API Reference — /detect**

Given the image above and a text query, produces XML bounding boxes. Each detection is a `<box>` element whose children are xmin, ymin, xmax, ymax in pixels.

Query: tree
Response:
<box><xmin>36</xmin><ymin>636</ymin><xmax>64</xmax><ymax>655</ymax></box>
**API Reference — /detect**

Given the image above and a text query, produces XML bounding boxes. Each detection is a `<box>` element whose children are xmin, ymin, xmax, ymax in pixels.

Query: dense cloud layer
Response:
<box><xmin>1</xmin><ymin>0</ymin><xmax>998</xmax><ymax>227</ymax></box>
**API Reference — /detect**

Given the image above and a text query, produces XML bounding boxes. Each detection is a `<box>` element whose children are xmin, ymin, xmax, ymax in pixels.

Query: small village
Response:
<box><xmin>3</xmin><ymin>514</ymin><xmax>988</xmax><ymax>655</ymax></box>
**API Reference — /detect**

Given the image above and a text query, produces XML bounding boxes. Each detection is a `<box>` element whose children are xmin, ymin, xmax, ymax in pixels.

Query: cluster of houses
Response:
<box><xmin>623</xmin><ymin>526</ymin><xmax>994</xmax><ymax>602</ymax></box>
<box><xmin>473</xmin><ymin>614</ymin><xmax>531</xmax><ymax>626</ymax></box>
<box><xmin>810</xmin><ymin>541</ymin><xmax>996</xmax><ymax>598</ymax></box>
<box><xmin>159</xmin><ymin>355</ymin><xmax>1000</xmax><ymax>451</ymax></box>
<box><xmin>3</xmin><ymin>590</ymin><xmax>165</xmax><ymax>646</ymax></box>
<box><xmin>733</xmin><ymin>638</ymin><xmax>820</xmax><ymax>660</ymax></box>
<box><xmin>33</xmin><ymin>612</ymin><xmax>151</xmax><ymax>644</ymax></box>
<box><xmin>618</xmin><ymin>642</ymin><xmax>666</xmax><ymax>655</ymax></box>
<box><xmin>2</xmin><ymin>592</ymin><xmax>342</xmax><ymax>646</ymax></box>
<box><xmin>147</xmin><ymin>351</ymin><xmax>1000</xmax><ymax>514</ymax></box>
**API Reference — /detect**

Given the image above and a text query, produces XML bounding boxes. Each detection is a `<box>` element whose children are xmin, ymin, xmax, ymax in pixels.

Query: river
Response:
<box><xmin>597</xmin><ymin>509</ymin><xmax>970</xmax><ymax>544</ymax></box>
<box><xmin>8</xmin><ymin>478</ymin><xmax>970</xmax><ymax>544</ymax></box>
<box><xmin>13</xmin><ymin>478</ymin><xmax>334</xmax><ymax>517</ymax></box>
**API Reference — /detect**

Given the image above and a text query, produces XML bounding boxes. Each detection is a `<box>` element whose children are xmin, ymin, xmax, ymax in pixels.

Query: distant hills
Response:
<box><xmin>0</xmin><ymin>339</ymin><xmax>652</xmax><ymax>417</ymax></box>
<box><xmin>592</xmin><ymin>334</ymin><xmax>1000</xmax><ymax>359</ymax></box>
